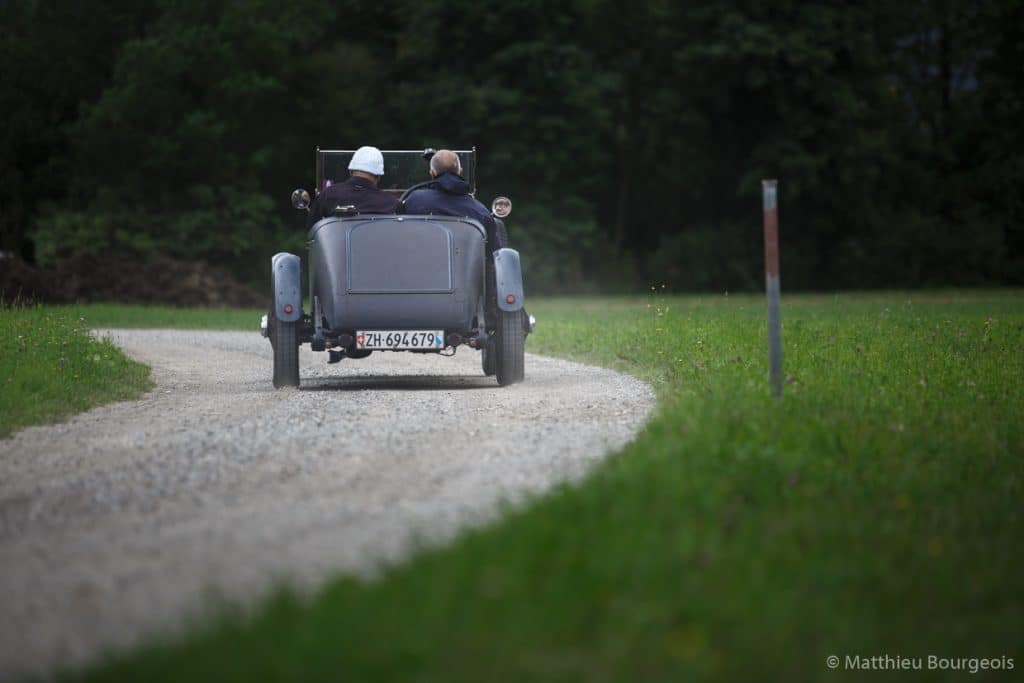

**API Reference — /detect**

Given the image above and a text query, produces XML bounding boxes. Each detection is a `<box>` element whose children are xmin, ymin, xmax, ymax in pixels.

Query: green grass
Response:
<box><xmin>47</xmin><ymin>303</ymin><xmax>263</xmax><ymax>330</ymax></box>
<box><xmin>0</xmin><ymin>306</ymin><xmax>152</xmax><ymax>438</ymax></box>
<box><xmin>54</xmin><ymin>291</ymin><xmax>1024</xmax><ymax>681</ymax></box>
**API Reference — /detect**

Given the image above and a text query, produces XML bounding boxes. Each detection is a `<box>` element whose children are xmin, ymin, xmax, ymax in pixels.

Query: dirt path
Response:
<box><xmin>0</xmin><ymin>329</ymin><xmax>654</xmax><ymax>679</ymax></box>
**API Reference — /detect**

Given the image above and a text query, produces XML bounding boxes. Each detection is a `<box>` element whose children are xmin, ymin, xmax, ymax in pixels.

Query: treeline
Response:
<box><xmin>2</xmin><ymin>0</ymin><xmax>1022</xmax><ymax>293</ymax></box>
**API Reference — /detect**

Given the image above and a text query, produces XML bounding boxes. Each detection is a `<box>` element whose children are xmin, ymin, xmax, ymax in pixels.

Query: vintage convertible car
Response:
<box><xmin>263</xmin><ymin>147</ymin><xmax>532</xmax><ymax>389</ymax></box>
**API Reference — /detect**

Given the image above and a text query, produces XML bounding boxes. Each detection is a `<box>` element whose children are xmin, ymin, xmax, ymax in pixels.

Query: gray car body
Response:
<box><xmin>272</xmin><ymin>214</ymin><xmax>523</xmax><ymax>343</ymax></box>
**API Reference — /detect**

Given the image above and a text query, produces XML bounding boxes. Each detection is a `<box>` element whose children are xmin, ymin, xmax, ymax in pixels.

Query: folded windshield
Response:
<box><xmin>316</xmin><ymin>149</ymin><xmax>476</xmax><ymax>196</ymax></box>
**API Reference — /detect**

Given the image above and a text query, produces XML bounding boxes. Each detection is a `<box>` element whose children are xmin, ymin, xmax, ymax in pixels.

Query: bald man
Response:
<box><xmin>402</xmin><ymin>149</ymin><xmax>499</xmax><ymax>247</ymax></box>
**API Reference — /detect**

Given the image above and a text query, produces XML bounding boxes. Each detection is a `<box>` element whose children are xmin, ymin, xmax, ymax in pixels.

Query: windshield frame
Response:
<box><xmin>315</xmin><ymin>148</ymin><xmax>476</xmax><ymax>197</ymax></box>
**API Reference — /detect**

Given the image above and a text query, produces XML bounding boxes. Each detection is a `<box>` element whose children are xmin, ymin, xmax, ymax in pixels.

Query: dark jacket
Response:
<box><xmin>402</xmin><ymin>172</ymin><xmax>499</xmax><ymax>245</ymax></box>
<box><xmin>307</xmin><ymin>175</ymin><xmax>398</xmax><ymax>229</ymax></box>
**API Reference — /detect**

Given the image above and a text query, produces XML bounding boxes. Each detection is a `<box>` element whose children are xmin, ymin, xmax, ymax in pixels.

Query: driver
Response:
<box><xmin>401</xmin><ymin>149</ymin><xmax>499</xmax><ymax>246</ymax></box>
<box><xmin>306</xmin><ymin>145</ymin><xmax>398</xmax><ymax>228</ymax></box>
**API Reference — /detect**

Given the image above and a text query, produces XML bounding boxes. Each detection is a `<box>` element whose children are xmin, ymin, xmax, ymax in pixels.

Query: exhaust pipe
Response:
<box><xmin>467</xmin><ymin>330</ymin><xmax>490</xmax><ymax>349</ymax></box>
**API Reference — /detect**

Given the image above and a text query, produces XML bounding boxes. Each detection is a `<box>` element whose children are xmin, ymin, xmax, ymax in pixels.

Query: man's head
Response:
<box><xmin>348</xmin><ymin>146</ymin><xmax>385</xmax><ymax>184</ymax></box>
<box><xmin>429</xmin><ymin>149</ymin><xmax>462</xmax><ymax>178</ymax></box>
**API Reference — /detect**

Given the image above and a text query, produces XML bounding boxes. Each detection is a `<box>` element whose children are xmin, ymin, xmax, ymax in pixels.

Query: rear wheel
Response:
<box><xmin>271</xmin><ymin>313</ymin><xmax>300</xmax><ymax>388</ymax></box>
<box><xmin>483</xmin><ymin>255</ymin><xmax>498</xmax><ymax>378</ymax></box>
<box><xmin>481</xmin><ymin>343</ymin><xmax>496</xmax><ymax>376</ymax></box>
<box><xmin>495</xmin><ymin>309</ymin><xmax>525</xmax><ymax>386</ymax></box>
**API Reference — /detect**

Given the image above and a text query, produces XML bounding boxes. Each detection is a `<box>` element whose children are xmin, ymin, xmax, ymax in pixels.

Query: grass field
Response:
<box><xmin>0</xmin><ymin>306</ymin><xmax>151</xmax><ymax>438</ymax></box>
<box><xmin>46</xmin><ymin>303</ymin><xmax>264</xmax><ymax>331</ymax></box>
<box><xmin>40</xmin><ymin>291</ymin><xmax>1024</xmax><ymax>680</ymax></box>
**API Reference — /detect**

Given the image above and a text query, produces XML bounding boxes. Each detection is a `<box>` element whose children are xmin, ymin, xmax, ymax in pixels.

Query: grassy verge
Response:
<box><xmin>46</xmin><ymin>303</ymin><xmax>264</xmax><ymax>330</ymax></box>
<box><xmin>0</xmin><ymin>306</ymin><xmax>151</xmax><ymax>438</ymax></box>
<box><xmin>61</xmin><ymin>291</ymin><xmax>1024</xmax><ymax>681</ymax></box>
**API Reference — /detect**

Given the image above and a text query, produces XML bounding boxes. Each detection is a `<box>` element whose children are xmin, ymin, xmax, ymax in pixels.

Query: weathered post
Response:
<box><xmin>762</xmin><ymin>179</ymin><xmax>782</xmax><ymax>398</ymax></box>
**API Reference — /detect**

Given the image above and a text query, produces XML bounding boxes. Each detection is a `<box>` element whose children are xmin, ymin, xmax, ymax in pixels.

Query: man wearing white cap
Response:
<box><xmin>306</xmin><ymin>146</ymin><xmax>398</xmax><ymax>228</ymax></box>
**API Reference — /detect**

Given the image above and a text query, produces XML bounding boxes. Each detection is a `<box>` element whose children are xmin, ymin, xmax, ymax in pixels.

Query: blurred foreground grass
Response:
<box><xmin>0</xmin><ymin>307</ymin><xmax>151</xmax><ymax>438</ymax></box>
<box><xmin>40</xmin><ymin>291</ymin><xmax>1024</xmax><ymax>681</ymax></box>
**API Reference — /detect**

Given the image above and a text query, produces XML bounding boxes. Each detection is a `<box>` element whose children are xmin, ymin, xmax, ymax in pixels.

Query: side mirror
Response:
<box><xmin>291</xmin><ymin>188</ymin><xmax>310</xmax><ymax>211</ymax></box>
<box><xmin>491</xmin><ymin>196</ymin><xmax>512</xmax><ymax>218</ymax></box>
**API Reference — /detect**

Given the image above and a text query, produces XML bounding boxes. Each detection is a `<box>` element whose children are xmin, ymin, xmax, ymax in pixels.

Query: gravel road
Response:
<box><xmin>0</xmin><ymin>329</ymin><xmax>654</xmax><ymax>679</ymax></box>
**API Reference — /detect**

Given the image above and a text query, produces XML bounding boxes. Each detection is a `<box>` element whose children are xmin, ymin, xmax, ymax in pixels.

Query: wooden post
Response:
<box><xmin>762</xmin><ymin>179</ymin><xmax>782</xmax><ymax>398</ymax></box>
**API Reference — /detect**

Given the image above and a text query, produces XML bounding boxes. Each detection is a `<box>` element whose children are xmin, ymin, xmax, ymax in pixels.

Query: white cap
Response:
<box><xmin>348</xmin><ymin>146</ymin><xmax>385</xmax><ymax>176</ymax></box>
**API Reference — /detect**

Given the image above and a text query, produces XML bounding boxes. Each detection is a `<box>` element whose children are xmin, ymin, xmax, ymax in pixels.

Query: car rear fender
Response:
<box><xmin>494</xmin><ymin>248</ymin><xmax>524</xmax><ymax>312</ymax></box>
<box><xmin>272</xmin><ymin>252</ymin><xmax>302</xmax><ymax>322</ymax></box>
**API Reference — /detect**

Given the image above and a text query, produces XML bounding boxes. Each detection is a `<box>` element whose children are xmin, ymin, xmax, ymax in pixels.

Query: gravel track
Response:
<box><xmin>0</xmin><ymin>329</ymin><xmax>654</xmax><ymax>679</ymax></box>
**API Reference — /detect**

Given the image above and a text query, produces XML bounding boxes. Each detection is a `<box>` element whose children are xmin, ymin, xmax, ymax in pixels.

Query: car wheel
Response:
<box><xmin>271</xmin><ymin>313</ymin><xmax>300</xmax><ymax>388</ymax></box>
<box><xmin>495</xmin><ymin>309</ymin><xmax>525</xmax><ymax>386</ymax></box>
<box><xmin>481</xmin><ymin>342</ymin><xmax>496</xmax><ymax>376</ymax></box>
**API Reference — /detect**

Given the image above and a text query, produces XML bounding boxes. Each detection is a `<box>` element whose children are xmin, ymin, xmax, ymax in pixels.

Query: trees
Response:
<box><xmin>32</xmin><ymin>0</ymin><xmax>327</xmax><ymax>273</ymax></box>
<box><xmin>3</xmin><ymin>0</ymin><xmax>1020</xmax><ymax>290</ymax></box>
<box><xmin>0</xmin><ymin>1</ymin><xmax>157</xmax><ymax>260</ymax></box>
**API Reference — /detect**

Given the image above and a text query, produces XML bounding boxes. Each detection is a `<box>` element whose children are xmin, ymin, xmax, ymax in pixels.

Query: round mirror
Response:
<box><xmin>491</xmin><ymin>196</ymin><xmax>512</xmax><ymax>218</ymax></box>
<box><xmin>291</xmin><ymin>188</ymin><xmax>311</xmax><ymax>211</ymax></box>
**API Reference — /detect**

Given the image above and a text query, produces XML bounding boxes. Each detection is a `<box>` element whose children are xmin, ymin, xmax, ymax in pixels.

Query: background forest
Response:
<box><xmin>2</xmin><ymin>0</ymin><xmax>1022</xmax><ymax>293</ymax></box>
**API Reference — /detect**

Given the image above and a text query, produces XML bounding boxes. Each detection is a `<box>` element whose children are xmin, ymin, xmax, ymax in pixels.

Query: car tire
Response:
<box><xmin>482</xmin><ymin>255</ymin><xmax>498</xmax><ymax>378</ymax></box>
<box><xmin>495</xmin><ymin>309</ymin><xmax>525</xmax><ymax>386</ymax></box>
<box><xmin>271</xmin><ymin>313</ymin><xmax>300</xmax><ymax>388</ymax></box>
<box><xmin>481</xmin><ymin>342</ymin><xmax>496</xmax><ymax>376</ymax></box>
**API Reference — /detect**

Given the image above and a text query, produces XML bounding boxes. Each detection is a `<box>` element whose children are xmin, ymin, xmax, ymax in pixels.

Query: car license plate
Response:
<box><xmin>355</xmin><ymin>330</ymin><xmax>444</xmax><ymax>350</ymax></box>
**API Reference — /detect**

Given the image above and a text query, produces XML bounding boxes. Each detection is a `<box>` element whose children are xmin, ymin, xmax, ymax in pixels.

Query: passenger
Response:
<box><xmin>404</xmin><ymin>149</ymin><xmax>524</xmax><ymax>327</ymax></box>
<box><xmin>306</xmin><ymin>146</ymin><xmax>398</xmax><ymax>229</ymax></box>
<box><xmin>402</xmin><ymin>149</ymin><xmax>502</xmax><ymax>248</ymax></box>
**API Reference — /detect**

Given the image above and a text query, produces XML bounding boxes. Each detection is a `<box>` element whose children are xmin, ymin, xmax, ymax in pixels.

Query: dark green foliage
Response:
<box><xmin>2</xmin><ymin>0</ymin><xmax>1021</xmax><ymax>291</ymax></box>
<box><xmin>27</xmin><ymin>0</ymin><xmax>324</xmax><ymax>275</ymax></box>
<box><xmin>0</xmin><ymin>1</ymin><xmax>159</xmax><ymax>261</ymax></box>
